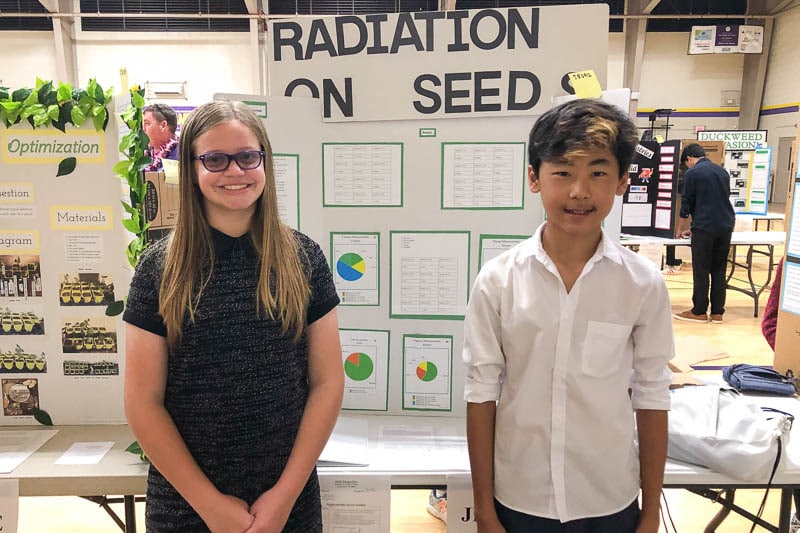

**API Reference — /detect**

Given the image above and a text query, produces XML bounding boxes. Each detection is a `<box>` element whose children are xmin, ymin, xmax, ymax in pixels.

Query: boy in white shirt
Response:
<box><xmin>464</xmin><ymin>99</ymin><xmax>674</xmax><ymax>533</ymax></box>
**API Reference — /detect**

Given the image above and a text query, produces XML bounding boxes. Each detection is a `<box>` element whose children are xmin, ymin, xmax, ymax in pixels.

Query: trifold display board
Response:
<box><xmin>226</xmin><ymin>0</ymin><xmax>611</xmax><ymax>419</ymax></box>
<box><xmin>0</xmin><ymin>116</ymin><xmax>129</xmax><ymax>425</ymax></box>
<box><xmin>220</xmin><ymin>93</ymin><xmax>542</xmax><ymax>417</ymax></box>
<box><xmin>621</xmin><ymin>140</ymin><xmax>681</xmax><ymax>238</ymax></box>
<box><xmin>724</xmin><ymin>147</ymin><xmax>771</xmax><ymax>215</ymax></box>
<box><xmin>774</xmin><ymin>132</ymin><xmax>800</xmax><ymax>375</ymax></box>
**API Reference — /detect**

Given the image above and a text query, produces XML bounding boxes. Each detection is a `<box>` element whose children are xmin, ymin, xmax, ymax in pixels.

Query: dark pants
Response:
<box><xmin>690</xmin><ymin>228</ymin><xmax>732</xmax><ymax>316</ymax></box>
<box><xmin>665</xmin><ymin>246</ymin><xmax>681</xmax><ymax>267</ymax></box>
<box><xmin>495</xmin><ymin>499</ymin><xmax>640</xmax><ymax>533</ymax></box>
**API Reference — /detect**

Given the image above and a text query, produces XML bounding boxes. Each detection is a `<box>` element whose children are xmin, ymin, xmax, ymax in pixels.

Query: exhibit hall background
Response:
<box><xmin>0</xmin><ymin>8</ymin><xmax>798</xmax><ymax>143</ymax></box>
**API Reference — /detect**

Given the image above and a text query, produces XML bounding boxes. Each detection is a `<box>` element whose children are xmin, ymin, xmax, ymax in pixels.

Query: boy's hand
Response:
<box><xmin>476</xmin><ymin>513</ymin><xmax>507</xmax><ymax>533</ymax></box>
<box><xmin>636</xmin><ymin>509</ymin><xmax>660</xmax><ymax>533</ymax></box>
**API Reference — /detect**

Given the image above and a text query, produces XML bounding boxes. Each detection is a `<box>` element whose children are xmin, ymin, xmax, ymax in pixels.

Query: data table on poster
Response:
<box><xmin>390</xmin><ymin>232</ymin><xmax>469</xmax><ymax>319</ymax></box>
<box><xmin>441</xmin><ymin>143</ymin><xmax>525</xmax><ymax>209</ymax></box>
<box><xmin>323</xmin><ymin>144</ymin><xmax>403</xmax><ymax>206</ymax></box>
<box><xmin>273</xmin><ymin>154</ymin><xmax>299</xmax><ymax>229</ymax></box>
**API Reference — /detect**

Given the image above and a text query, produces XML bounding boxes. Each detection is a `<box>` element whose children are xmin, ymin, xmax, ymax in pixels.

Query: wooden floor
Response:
<box><xmin>17</xmin><ymin>217</ymin><xmax>791</xmax><ymax>532</ymax></box>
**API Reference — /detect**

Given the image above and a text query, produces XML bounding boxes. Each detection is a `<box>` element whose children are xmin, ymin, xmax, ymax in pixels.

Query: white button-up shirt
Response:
<box><xmin>463</xmin><ymin>223</ymin><xmax>673</xmax><ymax>521</ymax></box>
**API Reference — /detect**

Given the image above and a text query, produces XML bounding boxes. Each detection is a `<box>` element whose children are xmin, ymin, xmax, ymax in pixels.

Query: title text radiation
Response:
<box><xmin>273</xmin><ymin>8</ymin><xmax>543</xmax><ymax>118</ymax></box>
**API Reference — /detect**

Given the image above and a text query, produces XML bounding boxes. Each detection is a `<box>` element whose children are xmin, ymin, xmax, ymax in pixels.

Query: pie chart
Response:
<box><xmin>344</xmin><ymin>352</ymin><xmax>374</xmax><ymax>381</ymax></box>
<box><xmin>416</xmin><ymin>361</ymin><xmax>438</xmax><ymax>382</ymax></box>
<box><xmin>337</xmin><ymin>253</ymin><xmax>366</xmax><ymax>282</ymax></box>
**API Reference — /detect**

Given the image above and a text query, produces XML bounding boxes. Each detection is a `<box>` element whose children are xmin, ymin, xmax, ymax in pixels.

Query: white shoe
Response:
<box><xmin>427</xmin><ymin>489</ymin><xmax>447</xmax><ymax>523</ymax></box>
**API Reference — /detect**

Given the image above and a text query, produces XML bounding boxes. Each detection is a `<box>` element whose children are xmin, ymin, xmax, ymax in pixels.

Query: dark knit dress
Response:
<box><xmin>123</xmin><ymin>228</ymin><xmax>339</xmax><ymax>532</ymax></box>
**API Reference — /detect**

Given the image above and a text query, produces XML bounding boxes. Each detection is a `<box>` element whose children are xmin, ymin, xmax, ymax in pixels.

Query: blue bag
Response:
<box><xmin>722</xmin><ymin>364</ymin><xmax>797</xmax><ymax>396</ymax></box>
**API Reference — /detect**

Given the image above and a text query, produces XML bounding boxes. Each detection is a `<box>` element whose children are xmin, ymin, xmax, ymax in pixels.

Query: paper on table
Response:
<box><xmin>0</xmin><ymin>430</ymin><xmax>59</xmax><ymax>474</ymax></box>
<box><xmin>319</xmin><ymin>474</ymin><xmax>390</xmax><ymax>532</ymax></box>
<box><xmin>318</xmin><ymin>416</ymin><xmax>369</xmax><ymax>467</ymax></box>
<box><xmin>161</xmin><ymin>158</ymin><xmax>179</xmax><ymax>185</ymax></box>
<box><xmin>54</xmin><ymin>441</ymin><xmax>114</xmax><ymax>465</ymax></box>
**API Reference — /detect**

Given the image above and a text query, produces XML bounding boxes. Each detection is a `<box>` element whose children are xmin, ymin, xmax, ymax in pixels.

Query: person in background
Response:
<box><xmin>673</xmin><ymin>143</ymin><xmax>735</xmax><ymax>324</ymax></box>
<box><xmin>143</xmin><ymin>103</ymin><xmax>180</xmax><ymax>171</ymax></box>
<box><xmin>760</xmin><ymin>258</ymin><xmax>798</xmax><ymax>532</ymax></box>
<box><xmin>464</xmin><ymin>99</ymin><xmax>674</xmax><ymax>533</ymax></box>
<box><xmin>124</xmin><ymin>100</ymin><xmax>343</xmax><ymax>532</ymax></box>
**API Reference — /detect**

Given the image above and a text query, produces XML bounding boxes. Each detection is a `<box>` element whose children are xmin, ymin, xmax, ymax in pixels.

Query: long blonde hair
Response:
<box><xmin>159</xmin><ymin>100</ymin><xmax>310</xmax><ymax>349</ymax></box>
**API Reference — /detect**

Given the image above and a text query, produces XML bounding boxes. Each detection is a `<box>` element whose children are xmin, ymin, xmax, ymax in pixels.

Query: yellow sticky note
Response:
<box><xmin>162</xmin><ymin>159</ymin><xmax>179</xmax><ymax>185</ymax></box>
<box><xmin>655</xmin><ymin>135</ymin><xmax>665</xmax><ymax>143</ymax></box>
<box><xmin>568</xmin><ymin>70</ymin><xmax>602</xmax><ymax>99</ymax></box>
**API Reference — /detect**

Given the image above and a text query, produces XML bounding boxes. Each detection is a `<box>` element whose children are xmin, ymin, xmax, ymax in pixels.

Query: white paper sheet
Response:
<box><xmin>0</xmin><ymin>430</ymin><xmax>58</xmax><ymax>474</ymax></box>
<box><xmin>318</xmin><ymin>416</ymin><xmax>369</xmax><ymax>467</ymax></box>
<box><xmin>54</xmin><ymin>441</ymin><xmax>114</xmax><ymax>465</ymax></box>
<box><xmin>319</xmin><ymin>474</ymin><xmax>390</xmax><ymax>533</ymax></box>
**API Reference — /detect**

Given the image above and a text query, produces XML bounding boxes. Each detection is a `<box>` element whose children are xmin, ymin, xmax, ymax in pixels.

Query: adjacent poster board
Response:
<box><xmin>0</xmin><ymin>117</ymin><xmax>129</xmax><ymax>426</ymax></box>
<box><xmin>621</xmin><ymin>140</ymin><xmax>681</xmax><ymax>238</ymax></box>
<box><xmin>774</xmin><ymin>134</ymin><xmax>800</xmax><ymax>376</ymax></box>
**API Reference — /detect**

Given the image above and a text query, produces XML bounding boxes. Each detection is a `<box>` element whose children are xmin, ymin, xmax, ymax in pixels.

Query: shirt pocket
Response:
<box><xmin>581</xmin><ymin>321</ymin><xmax>632</xmax><ymax>378</ymax></box>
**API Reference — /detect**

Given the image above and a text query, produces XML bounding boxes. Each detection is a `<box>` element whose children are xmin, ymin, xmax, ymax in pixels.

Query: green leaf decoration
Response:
<box><xmin>70</xmin><ymin>106</ymin><xmax>86</xmax><ymax>126</ymax></box>
<box><xmin>56</xmin><ymin>82</ymin><xmax>72</xmax><ymax>102</ymax></box>
<box><xmin>56</xmin><ymin>157</ymin><xmax>77</xmax><ymax>177</ymax></box>
<box><xmin>105</xmin><ymin>300</ymin><xmax>125</xmax><ymax>317</ymax></box>
<box><xmin>32</xmin><ymin>407</ymin><xmax>54</xmax><ymax>426</ymax></box>
<box><xmin>11</xmin><ymin>87</ymin><xmax>32</xmax><ymax>102</ymax></box>
<box><xmin>125</xmin><ymin>440</ymin><xmax>149</xmax><ymax>463</ymax></box>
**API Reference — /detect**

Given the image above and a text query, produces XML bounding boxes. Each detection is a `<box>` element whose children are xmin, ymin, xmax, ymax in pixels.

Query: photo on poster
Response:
<box><xmin>1</xmin><ymin>377</ymin><xmax>39</xmax><ymax>416</ymax></box>
<box><xmin>0</xmin><ymin>307</ymin><xmax>45</xmax><ymax>336</ymax></box>
<box><xmin>0</xmin><ymin>255</ymin><xmax>42</xmax><ymax>300</ymax></box>
<box><xmin>58</xmin><ymin>272</ymin><xmax>116</xmax><ymax>306</ymax></box>
<box><xmin>0</xmin><ymin>343</ymin><xmax>46</xmax><ymax>374</ymax></box>
<box><xmin>61</xmin><ymin>316</ymin><xmax>117</xmax><ymax>353</ymax></box>
<box><xmin>63</xmin><ymin>359</ymin><xmax>119</xmax><ymax>377</ymax></box>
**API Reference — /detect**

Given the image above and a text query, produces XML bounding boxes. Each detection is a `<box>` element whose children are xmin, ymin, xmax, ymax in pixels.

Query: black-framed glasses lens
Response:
<box><xmin>196</xmin><ymin>150</ymin><xmax>264</xmax><ymax>172</ymax></box>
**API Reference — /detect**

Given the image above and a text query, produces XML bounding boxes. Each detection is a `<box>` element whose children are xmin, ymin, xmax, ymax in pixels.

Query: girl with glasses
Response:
<box><xmin>123</xmin><ymin>100</ymin><xmax>343</xmax><ymax>532</ymax></box>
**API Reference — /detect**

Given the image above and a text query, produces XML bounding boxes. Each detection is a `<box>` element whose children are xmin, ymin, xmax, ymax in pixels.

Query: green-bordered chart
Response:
<box><xmin>273</xmin><ymin>154</ymin><xmax>300</xmax><ymax>230</ymax></box>
<box><xmin>331</xmin><ymin>233</ymin><xmax>380</xmax><ymax>306</ymax></box>
<box><xmin>340</xmin><ymin>328</ymin><xmax>390</xmax><ymax>411</ymax></box>
<box><xmin>441</xmin><ymin>142</ymin><xmax>526</xmax><ymax>210</ymax></box>
<box><xmin>389</xmin><ymin>231</ymin><xmax>469</xmax><ymax>319</ymax></box>
<box><xmin>402</xmin><ymin>334</ymin><xmax>452</xmax><ymax>412</ymax></box>
<box><xmin>478</xmin><ymin>234</ymin><xmax>530</xmax><ymax>267</ymax></box>
<box><xmin>322</xmin><ymin>143</ymin><xmax>403</xmax><ymax>207</ymax></box>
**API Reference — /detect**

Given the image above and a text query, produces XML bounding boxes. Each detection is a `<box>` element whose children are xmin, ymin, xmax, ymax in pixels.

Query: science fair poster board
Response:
<box><xmin>229</xmin><ymin>4</ymin><xmax>611</xmax><ymax>417</ymax></box>
<box><xmin>697</xmin><ymin>130</ymin><xmax>771</xmax><ymax>215</ymax></box>
<box><xmin>0</xmin><ymin>118</ymin><xmax>129</xmax><ymax>426</ymax></box>
<box><xmin>621</xmin><ymin>140</ymin><xmax>681</xmax><ymax>238</ymax></box>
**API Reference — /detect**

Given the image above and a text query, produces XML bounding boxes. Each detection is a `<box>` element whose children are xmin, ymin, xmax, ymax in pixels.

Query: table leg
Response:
<box><xmin>779</xmin><ymin>489</ymin><xmax>792</xmax><ymax>533</ymax></box>
<box><xmin>124</xmin><ymin>495</ymin><xmax>137</xmax><ymax>533</ymax></box>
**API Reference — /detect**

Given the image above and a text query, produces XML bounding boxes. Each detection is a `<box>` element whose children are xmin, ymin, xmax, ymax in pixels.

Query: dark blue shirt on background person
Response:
<box><xmin>674</xmin><ymin>143</ymin><xmax>735</xmax><ymax>324</ymax></box>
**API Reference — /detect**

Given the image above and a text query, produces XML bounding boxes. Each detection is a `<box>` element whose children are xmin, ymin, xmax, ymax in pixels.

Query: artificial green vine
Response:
<box><xmin>0</xmin><ymin>77</ymin><xmax>111</xmax><ymax>132</ymax></box>
<box><xmin>112</xmin><ymin>85</ymin><xmax>151</xmax><ymax>274</ymax></box>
